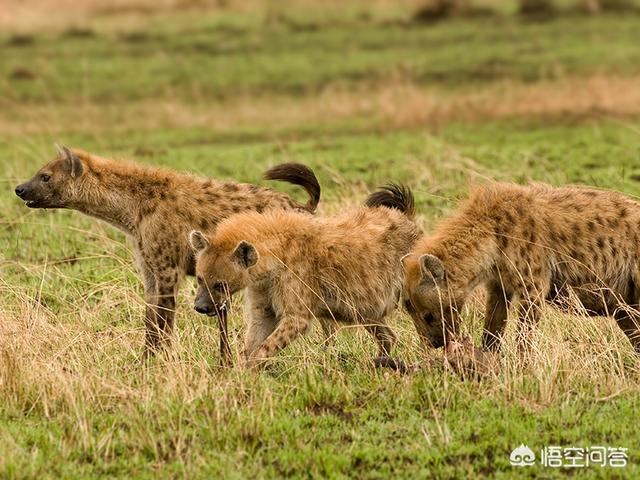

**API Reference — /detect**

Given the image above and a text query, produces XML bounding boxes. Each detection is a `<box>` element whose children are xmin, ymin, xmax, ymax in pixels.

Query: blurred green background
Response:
<box><xmin>2</xmin><ymin>1</ymin><xmax>640</xmax><ymax>478</ymax></box>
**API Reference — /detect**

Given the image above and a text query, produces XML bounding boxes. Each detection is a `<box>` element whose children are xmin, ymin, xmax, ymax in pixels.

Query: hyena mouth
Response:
<box><xmin>25</xmin><ymin>199</ymin><xmax>54</xmax><ymax>208</ymax></box>
<box><xmin>25</xmin><ymin>198</ymin><xmax>64</xmax><ymax>209</ymax></box>
<box><xmin>209</xmin><ymin>299</ymin><xmax>228</xmax><ymax>317</ymax></box>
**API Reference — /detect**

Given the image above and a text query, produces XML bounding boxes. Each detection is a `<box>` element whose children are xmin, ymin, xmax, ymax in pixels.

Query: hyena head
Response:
<box><xmin>15</xmin><ymin>146</ymin><xmax>85</xmax><ymax>209</ymax></box>
<box><xmin>189</xmin><ymin>230</ymin><xmax>258</xmax><ymax>316</ymax></box>
<box><xmin>402</xmin><ymin>253</ymin><xmax>461</xmax><ymax>348</ymax></box>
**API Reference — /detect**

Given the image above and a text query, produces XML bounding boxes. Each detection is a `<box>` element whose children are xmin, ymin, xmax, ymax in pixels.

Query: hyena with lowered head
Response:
<box><xmin>14</xmin><ymin>146</ymin><xmax>320</xmax><ymax>362</ymax></box>
<box><xmin>402</xmin><ymin>182</ymin><xmax>640</xmax><ymax>354</ymax></box>
<box><xmin>189</xmin><ymin>184</ymin><xmax>422</xmax><ymax>368</ymax></box>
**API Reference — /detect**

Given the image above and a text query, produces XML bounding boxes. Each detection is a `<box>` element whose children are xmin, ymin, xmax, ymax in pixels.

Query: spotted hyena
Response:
<box><xmin>190</xmin><ymin>184</ymin><xmax>422</xmax><ymax>368</ymax></box>
<box><xmin>15</xmin><ymin>146</ymin><xmax>320</xmax><ymax>361</ymax></box>
<box><xmin>402</xmin><ymin>182</ymin><xmax>640</xmax><ymax>353</ymax></box>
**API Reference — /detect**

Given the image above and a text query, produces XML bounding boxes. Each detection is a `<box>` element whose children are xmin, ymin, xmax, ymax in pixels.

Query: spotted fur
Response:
<box><xmin>191</xmin><ymin>185</ymin><xmax>421</xmax><ymax>368</ymax></box>
<box><xmin>15</xmin><ymin>147</ymin><xmax>321</xmax><ymax>359</ymax></box>
<box><xmin>403</xmin><ymin>182</ymin><xmax>640</xmax><ymax>353</ymax></box>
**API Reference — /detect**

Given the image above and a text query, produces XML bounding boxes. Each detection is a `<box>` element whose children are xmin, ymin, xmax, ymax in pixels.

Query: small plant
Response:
<box><xmin>519</xmin><ymin>0</ymin><xmax>556</xmax><ymax>17</ymax></box>
<box><xmin>577</xmin><ymin>0</ymin><xmax>639</xmax><ymax>14</ymax></box>
<box><xmin>598</xmin><ymin>0</ymin><xmax>639</xmax><ymax>12</ymax></box>
<box><xmin>413</xmin><ymin>0</ymin><xmax>469</xmax><ymax>23</ymax></box>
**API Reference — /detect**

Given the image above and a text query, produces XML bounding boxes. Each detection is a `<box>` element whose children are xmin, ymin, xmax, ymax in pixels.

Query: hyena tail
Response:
<box><xmin>264</xmin><ymin>163</ymin><xmax>321</xmax><ymax>213</ymax></box>
<box><xmin>365</xmin><ymin>183</ymin><xmax>415</xmax><ymax>218</ymax></box>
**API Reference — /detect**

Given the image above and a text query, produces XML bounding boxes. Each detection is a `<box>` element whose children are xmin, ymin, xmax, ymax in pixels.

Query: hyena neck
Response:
<box><xmin>425</xmin><ymin>216</ymin><xmax>497</xmax><ymax>291</ymax></box>
<box><xmin>246</xmin><ymin>243</ymin><xmax>280</xmax><ymax>279</ymax></box>
<box><xmin>70</xmin><ymin>180</ymin><xmax>140</xmax><ymax>234</ymax></box>
<box><xmin>231</xmin><ymin>240</ymin><xmax>281</xmax><ymax>283</ymax></box>
<box><xmin>69</xmin><ymin>157</ymin><xmax>175</xmax><ymax>235</ymax></box>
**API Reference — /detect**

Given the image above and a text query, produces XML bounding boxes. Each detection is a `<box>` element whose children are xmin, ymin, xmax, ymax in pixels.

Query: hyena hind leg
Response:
<box><xmin>614</xmin><ymin>309</ymin><xmax>640</xmax><ymax>354</ymax></box>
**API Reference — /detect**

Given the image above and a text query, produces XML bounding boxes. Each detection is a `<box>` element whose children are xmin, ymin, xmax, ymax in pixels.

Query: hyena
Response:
<box><xmin>189</xmin><ymin>185</ymin><xmax>421</xmax><ymax>368</ymax></box>
<box><xmin>14</xmin><ymin>146</ymin><xmax>320</xmax><ymax>361</ymax></box>
<box><xmin>402</xmin><ymin>182</ymin><xmax>640</xmax><ymax>354</ymax></box>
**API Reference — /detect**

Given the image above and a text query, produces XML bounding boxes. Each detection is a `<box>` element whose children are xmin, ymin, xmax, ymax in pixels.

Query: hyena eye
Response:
<box><xmin>197</xmin><ymin>276</ymin><xmax>204</xmax><ymax>286</ymax></box>
<box><xmin>41</xmin><ymin>174</ymin><xmax>51</xmax><ymax>182</ymax></box>
<box><xmin>213</xmin><ymin>282</ymin><xmax>225</xmax><ymax>292</ymax></box>
<box><xmin>403</xmin><ymin>300</ymin><xmax>413</xmax><ymax>312</ymax></box>
<box><xmin>423</xmin><ymin>312</ymin><xmax>435</xmax><ymax>324</ymax></box>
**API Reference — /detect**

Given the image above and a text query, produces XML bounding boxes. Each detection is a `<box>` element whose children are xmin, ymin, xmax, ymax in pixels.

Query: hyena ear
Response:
<box><xmin>400</xmin><ymin>253</ymin><xmax>411</xmax><ymax>270</ymax></box>
<box><xmin>419</xmin><ymin>254</ymin><xmax>444</xmax><ymax>285</ymax></box>
<box><xmin>231</xmin><ymin>240</ymin><xmax>258</xmax><ymax>269</ymax></box>
<box><xmin>60</xmin><ymin>146</ymin><xmax>84</xmax><ymax>178</ymax></box>
<box><xmin>189</xmin><ymin>230</ymin><xmax>210</xmax><ymax>253</ymax></box>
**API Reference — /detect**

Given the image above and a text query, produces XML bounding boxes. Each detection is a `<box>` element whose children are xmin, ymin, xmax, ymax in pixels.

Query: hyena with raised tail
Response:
<box><xmin>15</xmin><ymin>147</ymin><xmax>321</xmax><ymax>362</ymax></box>
<box><xmin>190</xmin><ymin>184</ymin><xmax>421</xmax><ymax>369</ymax></box>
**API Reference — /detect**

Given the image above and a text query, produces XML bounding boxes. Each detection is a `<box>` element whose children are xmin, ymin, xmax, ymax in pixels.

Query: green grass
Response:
<box><xmin>3</xmin><ymin>11</ymin><xmax>640</xmax><ymax>103</ymax></box>
<box><xmin>2</xmin><ymin>366</ymin><xmax>638</xmax><ymax>478</ymax></box>
<box><xmin>2</xmin><ymin>3</ymin><xmax>640</xmax><ymax>478</ymax></box>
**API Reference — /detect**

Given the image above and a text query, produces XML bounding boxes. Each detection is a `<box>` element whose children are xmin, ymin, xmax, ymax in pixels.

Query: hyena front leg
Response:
<box><xmin>482</xmin><ymin>282</ymin><xmax>511</xmax><ymax>352</ymax></box>
<box><xmin>244</xmin><ymin>313</ymin><xmax>312</xmax><ymax>369</ymax></box>
<box><xmin>365</xmin><ymin>321</ymin><xmax>408</xmax><ymax>372</ymax></box>
<box><xmin>515</xmin><ymin>277</ymin><xmax>549</xmax><ymax>353</ymax></box>
<box><xmin>135</xmin><ymin>231</ymin><xmax>186</xmax><ymax>357</ymax></box>
<box><xmin>319</xmin><ymin>318</ymin><xmax>338</xmax><ymax>345</ymax></box>
<box><xmin>364</xmin><ymin>322</ymin><xmax>396</xmax><ymax>357</ymax></box>
<box><xmin>243</xmin><ymin>294</ymin><xmax>278</xmax><ymax>358</ymax></box>
<box><xmin>141</xmin><ymin>264</ymin><xmax>182</xmax><ymax>356</ymax></box>
<box><xmin>139</xmin><ymin>264</ymin><xmax>161</xmax><ymax>357</ymax></box>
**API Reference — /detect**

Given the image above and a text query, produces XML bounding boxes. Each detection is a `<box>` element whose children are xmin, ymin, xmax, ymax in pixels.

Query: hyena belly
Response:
<box><xmin>547</xmin><ymin>258</ymin><xmax>638</xmax><ymax>315</ymax></box>
<box><xmin>316</xmin><ymin>286</ymin><xmax>360</xmax><ymax>324</ymax></box>
<box><xmin>317</xmin><ymin>274</ymin><xmax>401</xmax><ymax>324</ymax></box>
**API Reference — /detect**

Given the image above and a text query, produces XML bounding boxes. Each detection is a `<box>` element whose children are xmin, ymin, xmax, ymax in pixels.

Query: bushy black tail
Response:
<box><xmin>365</xmin><ymin>183</ymin><xmax>415</xmax><ymax>218</ymax></box>
<box><xmin>264</xmin><ymin>163</ymin><xmax>321</xmax><ymax>212</ymax></box>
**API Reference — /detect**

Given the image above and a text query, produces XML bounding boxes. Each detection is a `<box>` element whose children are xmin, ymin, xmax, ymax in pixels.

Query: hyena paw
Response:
<box><xmin>243</xmin><ymin>351</ymin><xmax>269</xmax><ymax>370</ymax></box>
<box><xmin>373</xmin><ymin>355</ymin><xmax>408</xmax><ymax>374</ymax></box>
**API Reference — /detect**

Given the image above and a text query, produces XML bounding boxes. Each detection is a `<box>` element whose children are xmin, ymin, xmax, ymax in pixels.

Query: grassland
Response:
<box><xmin>2</xmin><ymin>1</ymin><xmax>640</xmax><ymax>478</ymax></box>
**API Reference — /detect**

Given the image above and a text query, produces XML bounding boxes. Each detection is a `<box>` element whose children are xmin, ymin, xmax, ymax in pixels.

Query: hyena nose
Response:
<box><xmin>194</xmin><ymin>303</ymin><xmax>211</xmax><ymax>315</ymax></box>
<box><xmin>15</xmin><ymin>185</ymin><xmax>25</xmax><ymax>198</ymax></box>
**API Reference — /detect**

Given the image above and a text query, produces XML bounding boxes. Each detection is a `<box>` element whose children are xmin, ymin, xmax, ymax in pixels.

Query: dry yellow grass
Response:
<box><xmin>3</xmin><ymin>2</ymin><xmax>640</xmax><ymax>474</ymax></box>
<box><xmin>0</xmin><ymin>0</ymin><xmax>428</xmax><ymax>31</ymax></box>
<box><xmin>3</xmin><ymin>74</ymin><xmax>639</xmax><ymax>137</ymax></box>
<box><xmin>2</xmin><ymin>200</ymin><xmax>639</xmax><ymax>475</ymax></box>
<box><xmin>1</xmin><ymin>216</ymin><xmax>638</xmax><ymax>418</ymax></box>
